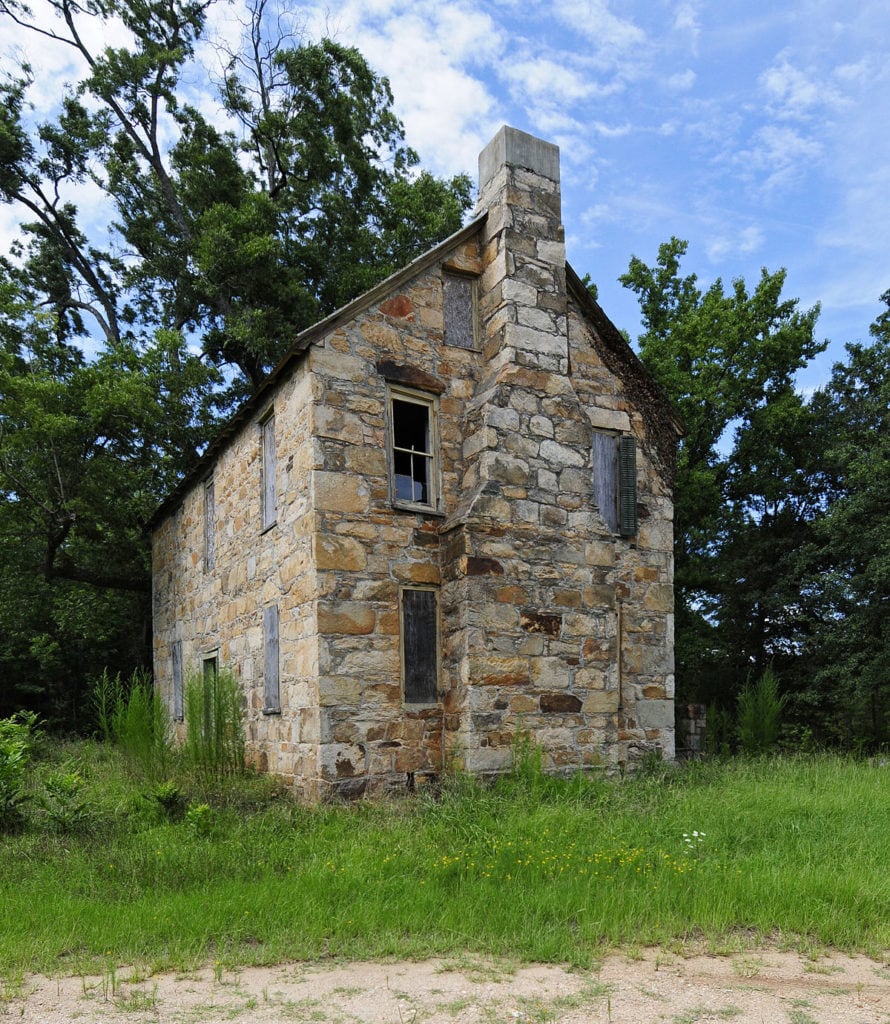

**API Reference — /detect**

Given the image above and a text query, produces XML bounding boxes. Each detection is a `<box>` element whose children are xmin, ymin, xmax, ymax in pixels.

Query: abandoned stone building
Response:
<box><xmin>150</xmin><ymin>126</ymin><xmax>682</xmax><ymax>798</ymax></box>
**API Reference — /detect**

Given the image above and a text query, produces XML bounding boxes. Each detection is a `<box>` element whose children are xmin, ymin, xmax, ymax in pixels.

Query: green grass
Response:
<box><xmin>1</xmin><ymin>748</ymin><xmax>889</xmax><ymax>976</ymax></box>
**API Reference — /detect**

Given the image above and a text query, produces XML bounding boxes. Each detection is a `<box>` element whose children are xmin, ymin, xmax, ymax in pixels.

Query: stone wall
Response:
<box><xmin>152</xmin><ymin>125</ymin><xmax>677</xmax><ymax>798</ymax></box>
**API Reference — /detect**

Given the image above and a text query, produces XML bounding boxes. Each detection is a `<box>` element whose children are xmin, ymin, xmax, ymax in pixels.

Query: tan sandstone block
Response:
<box><xmin>317</xmin><ymin>602</ymin><xmax>376</xmax><ymax>635</ymax></box>
<box><xmin>315</xmin><ymin>534</ymin><xmax>367</xmax><ymax>571</ymax></box>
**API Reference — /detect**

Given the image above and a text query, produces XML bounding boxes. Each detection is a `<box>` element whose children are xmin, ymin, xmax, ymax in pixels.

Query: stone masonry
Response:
<box><xmin>150</xmin><ymin>126</ymin><xmax>682</xmax><ymax>799</ymax></box>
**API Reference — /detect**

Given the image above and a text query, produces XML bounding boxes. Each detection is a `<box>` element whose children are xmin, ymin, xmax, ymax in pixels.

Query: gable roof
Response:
<box><xmin>147</xmin><ymin>214</ymin><xmax>487</xmax><ymax>530</ymax></box>
<box><xmin>148</xmin><ymin>214</ymin><xmax>682</xmax><ymax>531</ymax></box>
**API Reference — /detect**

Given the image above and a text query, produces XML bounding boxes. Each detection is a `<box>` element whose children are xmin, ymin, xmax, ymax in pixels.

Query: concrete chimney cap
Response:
<box><xmin>478</xmin><ymin>125</ymin><xmax>561</xmax><ymax>188</ymax></box>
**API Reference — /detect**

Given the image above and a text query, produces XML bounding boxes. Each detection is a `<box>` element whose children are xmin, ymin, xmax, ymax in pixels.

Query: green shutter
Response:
<box><xmin>618</xmin><ymin>435</ymin><xmax>637</xmax><ymax>537</ymax></box>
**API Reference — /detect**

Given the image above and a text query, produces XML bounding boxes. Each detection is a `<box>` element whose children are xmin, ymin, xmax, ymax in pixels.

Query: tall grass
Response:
<box><xmin>183</xmin><ymin>666</ymin><xmax>245</xmax><ymax>778</ymax></box>
<box><xmin>1</xmin><ymin>749</ymin><xmax>889</xmax><ymax>976</ymax></box>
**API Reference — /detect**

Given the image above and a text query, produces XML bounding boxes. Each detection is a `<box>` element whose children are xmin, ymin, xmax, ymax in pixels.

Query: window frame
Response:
<box><xmin>259</xmin><ymin>409</ymin><xmax>277</xmax><ymax>532</ymax></box>
<box><xmin>386</xmin><ymin>385</ymin><xmax>441</xmax><ymax>514</ymax></box>
<box><xmin>400</xmin><ymin>586</ymin><xmax>440</xmax><ymax>706</ymax></box>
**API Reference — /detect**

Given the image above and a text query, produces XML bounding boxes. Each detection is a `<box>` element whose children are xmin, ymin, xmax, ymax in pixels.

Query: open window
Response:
<box><xmin>388</xmin><ymin>386</ymin><xmax>439</xmax><ymax>511</ymax></box>
<box><xmin>593</xmin><ymin>432</ymin><xmax>637</xmax><ymax>537</ymax></box>
<box><xmin>401</xmin><ymin>587</ymin><xmax>439</xmax><ymax>704</ymax></box>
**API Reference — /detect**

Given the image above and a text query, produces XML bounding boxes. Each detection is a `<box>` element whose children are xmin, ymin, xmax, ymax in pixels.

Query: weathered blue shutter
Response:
<box><xmin>263</xmin><ymin>604</ymin><xmax>280</xmax><ymax>713</ymax></box>
<box><xmin>402</xmin><ymin>589</ymin><xmax>438</xmax><ymax>704</ymax></box>
<box><xmin>618</xmin><ymin>435</ymin><xmax>638</xmax><ymax>537</ymax></box>
<box><xmin>172</xmin><ymin>641</ymin><xmax>183</xmax><ymax>721</ymax></box>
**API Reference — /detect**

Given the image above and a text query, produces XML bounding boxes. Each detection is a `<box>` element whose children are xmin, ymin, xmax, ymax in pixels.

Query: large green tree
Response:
<box><xmin>620</xmin><ymin>238</ymin><xmax>825</xmax><ymax>707</ymax></box>
<box><xmin>796</xmin><ymin>306</ymin><xmax>890</xmax><ymax>746</ymax></box>
<box><xmin>0</xmin><ymin>0</ymin><xmax>472</xmax><ymax>723</ymax></box>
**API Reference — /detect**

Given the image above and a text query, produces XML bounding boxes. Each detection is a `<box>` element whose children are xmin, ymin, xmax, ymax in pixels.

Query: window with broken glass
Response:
<box><xmin>388</xmin><ymin>387</ymin><xmax>439</xmax><ymax>511</ymax></box>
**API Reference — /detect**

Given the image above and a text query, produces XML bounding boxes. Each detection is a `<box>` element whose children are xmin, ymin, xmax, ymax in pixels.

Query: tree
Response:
<box><xmin>0</xmin><ymin>0</ymin><xmax>472</xmax><ymax>387</ymax></box>
<box><xmin>796</xmin><ymin>309</ymin><xmax>890</xmax><ymax>746</ymax></box>
<box><xmin>620</xmin><ymin>238</ymin><xmax>825</xmax><ymax>706</ymax></box>
<box><xmin>0</xmin><ymin>275</ymin><xmax>218</xmax><ymax>721</ymax></box>
<box><xmin>0</xmin><ymin>0</ymin><xmax>473</xmax><ymax>724</ymax></box>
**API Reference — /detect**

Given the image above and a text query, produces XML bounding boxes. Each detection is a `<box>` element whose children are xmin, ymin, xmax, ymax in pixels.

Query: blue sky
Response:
<box><xmin>286</xmin><ymin>0</ymin><xmax>890</xmax><ymax>391</ymax></box>
<box><xmin>5</xmin><ymin>0</ymin><xmax>889</xmax><ymax>390</ymax></box>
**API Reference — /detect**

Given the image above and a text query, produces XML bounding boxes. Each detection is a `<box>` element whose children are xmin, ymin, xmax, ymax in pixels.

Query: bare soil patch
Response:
<box><xmin>7</xmin><ymin>948</ymin><xmax>890</xmax><ymax>1023</ymax></box>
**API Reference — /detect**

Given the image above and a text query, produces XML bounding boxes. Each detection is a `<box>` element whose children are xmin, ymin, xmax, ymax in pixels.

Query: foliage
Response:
<box><xmin>105</xmin><ymin>669</ymin><xmax>173</xmax><ymax>781</ymax></box>
<box><xmin>183</xmin><ymin>665</ymin><xmax>246</xmax><ymax>778</ymax></box>
<box><xmin>794</xmin><ymin>314</ymin><xmax>890</xmax><ymax>747</ymax></box>
<box><xmin>0</xmin><ymin>0</ymin><xmax>472</xmax><ymax>726</ymax></box>
<box><xmin>0</xmin><ymin>711</ymin><xmax>39</xmax><ymax>831</ymax></box>
<box><xmin>736</xmin><ymin>665</ymin><xmax>786</xmax><ymax>755</ymax></box>
<box><xmin>620</xmin><ymin>240</ymin><xmax>827</xmax><ymax>707</ymax></box>
<box><xmin>37</xmin><ymin>762</ymin><xmax>92</xmax><ymax>833</ymax></box>
<box><xmin>1</xmin><ymin>745</ymin><xmax>890</xmax><ymax>975</ymax></box>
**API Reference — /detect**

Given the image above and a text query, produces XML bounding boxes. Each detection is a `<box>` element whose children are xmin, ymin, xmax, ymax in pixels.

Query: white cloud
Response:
<box><xmin>705</xmin><ymin>225</ymin><xmax>764</xmax><ymax>263</ymax></box>
<box><xmin>666</xmin><ymin>69</ymin><xmax>696</xmax><ymax>91</ymax></box>
<box><xmin>552</xmin><ymin>0</ymin><xmax>646</xmax><ymax>58</ymax></box>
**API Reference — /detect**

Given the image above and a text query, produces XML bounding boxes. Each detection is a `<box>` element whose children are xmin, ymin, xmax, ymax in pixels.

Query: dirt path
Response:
<box><xmin>7</xmin><ymin>948</ymin><xmax>890</xmax><ymax>1023</ymax></box>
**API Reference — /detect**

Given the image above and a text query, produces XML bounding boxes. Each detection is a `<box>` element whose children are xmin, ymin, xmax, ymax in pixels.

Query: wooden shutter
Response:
<box><xmin>204</xmin><ymin>477</ymin><xmax>215</xmax><ymax>570</ymax></box>
<box><xmin>172</xmin><ymin>641</ymin><xmax>183</xmax><ymax>721</ymax></box>
<box><xmin>402</xmin><ymin>589</ymin><xmax>438</xmax><ymax>704</ymax></box>
<box><xmin>262</xmin><ymin>414</ymin><xmax>276</xmax><ymax>529</ymax></box>
<box><xmin>263</xmin><ymin>604</ymin><xmax>280</xmax><ymax>713</ymax></box>
<box><xmin>593</xmin><ymin>432</ymin><xmax>619</xmax><ymax>533</ymax></box>
<box><xmin>618</xmin><ymin>435</ymin><xmax>638</xmax><ymax>537</ymax></box>
<box><xmin>443</xmin><ymin>274</ymin><xmax>477</xmax><ymax>349</ymax></box>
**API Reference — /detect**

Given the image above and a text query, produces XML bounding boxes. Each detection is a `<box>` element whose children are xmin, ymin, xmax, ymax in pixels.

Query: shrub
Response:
<box><xmin>0</xmin><ymin>711</ymin><xmax>39</xmax><ymax>832</ymax></box>
<box><xmin>737</xmin><ymin>665</ymin><xmax>786</xmax><ymax>755</ymax></box>
<box><xmin>183</xmin><ymin>665</ymin><xmax>245</xmax><ymax>779</ymax></box>
<box><xmin>38</xmin><ymin>763</ymin><xmax>92</xmax><ymax>834</ymax></box>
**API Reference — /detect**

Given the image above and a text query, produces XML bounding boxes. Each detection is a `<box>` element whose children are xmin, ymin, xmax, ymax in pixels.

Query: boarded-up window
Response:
<box><xmin>263</xmin><ymin>603</ymin><xmax>280</xmax><ymax>714</ymax></box>
<box><xmin>203</xmin><ymin>652</ymin><xmax>218</xmax><ymax>685</ymax></box>
<box><xmin>593</xmin><ymin>432</ymin><xmax>637</xmax><ymax>537</ymax></box>
<box><xmin>172</xmin><ymin>641</ymin><xmax>183</xmax><ymax>721</ymax></box>
<box><xmin>401</xmin><ymin>588</ymin><xmax>438</xmax><ymax>704</ymax></box>
<box><xmin>203</xmin><ymin>477</ymin><xmax>215</xmax><ymax>571</ymax></box>
<box><xmin>389</xmin><ymin>388</ymin><xmax>438</xmax><ymax>510</ymax></box>
<box><xmin>444</xmin><ymin>273</ymin><xmax>477</xmax><ymax>350</ymax></box>
<box><xmin>260</xmin><ymin>412</ymin><xmax>276</xmax><ymax>530</ymax></box>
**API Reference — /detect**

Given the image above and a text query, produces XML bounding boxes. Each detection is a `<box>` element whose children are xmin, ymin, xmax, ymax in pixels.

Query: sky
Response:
<box><xmin>4</xmin><ymin>0</ymin><xmax>890</xmax><ymax>391</ymax></box>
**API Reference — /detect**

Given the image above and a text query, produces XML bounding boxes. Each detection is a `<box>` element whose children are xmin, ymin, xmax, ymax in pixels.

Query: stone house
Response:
<box><xmin>150</xmin><ymin>126</ymin><xmax>682</xmax><ymax>799</ymax></box>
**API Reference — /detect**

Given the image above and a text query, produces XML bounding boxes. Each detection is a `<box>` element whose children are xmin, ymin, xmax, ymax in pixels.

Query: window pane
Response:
<box><xmin>392</xmin><ymin>399</ymin><xmax>430</xmax><ymax>455</ymax></box>
<box><xmin>393</xmin><ymin>449</ymin><xmax>429</xmax><ymax>503</ymax></box>
<box><xmin>402</xmin><ymin>589</ymin><xmax>438</xmax><ymax>703</ymax></box>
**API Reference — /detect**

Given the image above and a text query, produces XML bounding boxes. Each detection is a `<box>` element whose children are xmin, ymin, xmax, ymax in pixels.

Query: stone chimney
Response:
<box><xmin>475</xmin><ymin>126</ymin><xmax>568</xmax><ymax>378</ymax></box>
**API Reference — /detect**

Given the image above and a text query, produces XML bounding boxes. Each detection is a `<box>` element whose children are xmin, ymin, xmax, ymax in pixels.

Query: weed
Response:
<box><xmin>0</xmin><ymin>712</ymin><xmax>38</xmax><ymax>832</ymax></box>
<box><xmin>116</xmin><ymin>985</ymin><xmax>159</xmax><ymax>1011</ymax></box>
<box><xmin>737</xmin><ymin>665</ymin><xmax>786</xmax><ymax>755</ymax></box>
<box><xmin>103</xmin><ymin>669</ymin><xmax>173</xmax><ymax>781</ymax></box>
<box><xmin>184</xmin><ymin>665</ymin><xmax>245</xmax><ymax>779</ymax></box>
<box><xmin>788</xmin><ymin>1011</ymin><xmax>818</xmax><ymax>1024</ymax></box>
<box><xmin>38</xmin><ymin>763</ymin><xmax>92</xmax><ymax>833</ymax></box>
